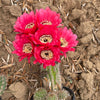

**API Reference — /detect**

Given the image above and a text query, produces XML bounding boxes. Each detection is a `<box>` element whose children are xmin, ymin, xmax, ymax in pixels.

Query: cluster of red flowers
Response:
<box><xmin>13</xmin><ymin>7</ymin><xmax>78</xmax><ymax>68</ymax></box>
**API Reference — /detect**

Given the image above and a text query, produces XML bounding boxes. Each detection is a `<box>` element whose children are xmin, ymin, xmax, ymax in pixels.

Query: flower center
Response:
<box><xmin>39</xmin><ymin>35</ymin><xmax>52</xmax><ymax>43</ymax></box>
<box><xmin>60</xmin><ymin>37</ymin><xmax>68</xmax><ymax>47</ymax></box>
<box><xmin>25</xmin><ymin>23</ymin><xmax>34</xmax><ymax>29</ymax></box>
<box><xmin>23</xmin><ymin>43</ymin><xmax>32</xmax><ymax>53</ymax></box>
<box><xmin>41</xmin><ymin>50</ymin><xmax>53</xmax><ymax>60</ymax></box>
<box><xmin>41</xmin><ymin>20</ymin><xmax>52</xmax><ymax>25</ymax></box>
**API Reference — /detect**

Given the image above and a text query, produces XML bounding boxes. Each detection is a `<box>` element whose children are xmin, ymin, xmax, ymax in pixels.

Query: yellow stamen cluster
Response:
<box><xmin>60</xmin><ymin>37</ymin><xmax>68</xmax><ymax>47</ymax></box>
<box><xmin>41</xmin><ymin>50</ymin><xmax>53</xmax><ymax>60</ymax></box>
<box><xmin>25</xmin><ymin>23</ymin><xmax>34</xmax><ymax>29</ymax></box>
<box><xmin>23</xmin><ymin>43</ymin><xmax>32</xmax><ymax>53</ymax></box>
<box><xmin>40</xmin><ymin>35</ymin><xmax>52</xmax><ymax>43</ymax></box>
<box><xmin>41</xmin><ymin>21</ymin><xmax>52</xmax><ymax>25</ymax></box>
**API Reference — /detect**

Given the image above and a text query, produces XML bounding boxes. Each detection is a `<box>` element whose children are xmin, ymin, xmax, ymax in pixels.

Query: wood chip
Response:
<box><xmin>7</xmin><ymin>54</ymin><xmax>10</xmax><ymax>63</ymax></box>
<box><xmin>0</xmin><ymin>30</ymin><xmax>5</xmax><ymax>34</ymax></box>
<box><xmin>0</xmin><ymin>34</ymin><xmax>2</xmax><ymax>46</ymax></box>
<box><xmin>4</xmin><ymin>45</ymin><xmax>12</xmax><ymax>54</ymax></box>
<box><xmin>1</xmin><ymin>57</ymin><xmax>7</xmax><ymax>65</ymax></box>
<box><xmin>0</xmin><ymin>0</ymin><xmax>2</xmax><ymax>7</ymax></box>
<box><xmin>11</xmin><ymin>55</ymin><xmax>14</xmax><ymax>63</ymax></box>
<box><xmin>0</xmin><ymin>34</ymin><xmax>2</xmax><ymax>41</ymax></box>
<box><xmin>0</xmin><ymin>63</ymin><xmax>14</xmax><ymax>69</ymax></box>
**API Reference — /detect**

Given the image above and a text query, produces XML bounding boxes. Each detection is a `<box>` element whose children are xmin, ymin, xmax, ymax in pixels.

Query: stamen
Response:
<box><xmin>40</xmin><ymin>35</ymin><xmax>52</xmax><ymax>43</ymax></box>
<box><xmin>60</xmin><ymin>37</ymin><xmax>68</xmax><ymax>47</ymax></box>
<box><xmin>41</xmin><ymin>20</ymin><xmax>52</xmax><ymax>25</ymax></box>
<box><xmin>23</xmin><ymin>43</ymin><xmax>32</xmax><ymax>53</ymax></box>
<box><xmin>25</xmin><ymin>23</ymin><xmax>34</xmax><ymax>29</ymax></box>
<box><xmin>41</xmin><ymin>50</ymin><xmax>53</xmax><ymax>60</ymax></box>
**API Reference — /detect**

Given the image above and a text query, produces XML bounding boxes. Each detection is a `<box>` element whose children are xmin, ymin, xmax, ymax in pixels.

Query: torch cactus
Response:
<box><xmin>13</xmin><ymin>7</ymin><xmax>78</xmax><ymax>100</ymax></box>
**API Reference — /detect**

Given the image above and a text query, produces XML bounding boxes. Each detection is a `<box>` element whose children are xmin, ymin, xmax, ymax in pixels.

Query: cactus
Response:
<box><xmin>57</xmin><ymin>89</ymin><xmax>70</xmax><ymax>100</ymax></box>
<box><xmin>34</xmin><ymin>88</ymin><xmax>47</xmax><ymax>100</ymax></box>
<box><xmin>0</xmin><ymin>75</ymin><xmax>7</xmax><ymax>96</ymax></box>
<box><xmin>46</xmin><ymin>92</ymin><xmax>58</xmax><ymax>100</ymax></box>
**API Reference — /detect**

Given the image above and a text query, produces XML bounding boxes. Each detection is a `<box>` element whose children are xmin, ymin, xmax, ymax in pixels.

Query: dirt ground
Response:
<box><xmin>0</xmin><ymin>0</ymin><xmax>100</xmax><ymax>100</ymax></box>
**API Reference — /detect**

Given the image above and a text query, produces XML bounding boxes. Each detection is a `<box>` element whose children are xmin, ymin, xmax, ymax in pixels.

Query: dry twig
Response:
<box><xmin>0</xmin><ymin>63</ymin><xmax>14</xmax><ymax>69</ymax></box>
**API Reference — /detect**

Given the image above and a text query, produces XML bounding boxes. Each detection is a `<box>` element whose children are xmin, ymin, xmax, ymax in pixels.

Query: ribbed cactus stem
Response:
<box><xmin>0</xmin><ymin>75</ymin><xmax>7</xmax><ymax>96</ymax></box>
<box><xmin>46</xmin><ymin>92</ymin><xmax>58</xmax><ymax>100</ymax></box>
<box><xmin>55</xmin><ymin>63</ymin><xmax>62</xmax><ymax>89</ymax></box>
<box><xmin>46</xmin><ymin>63</ymin><xmax>62</xmax><ymax>91</ymax></box>
<box><xmin>34</xmin><ymin>88</ymin><xmax>47</xmax><ymax>100</ymax></box>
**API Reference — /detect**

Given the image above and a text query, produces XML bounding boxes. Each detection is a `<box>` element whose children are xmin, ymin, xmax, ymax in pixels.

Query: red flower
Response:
<box><xmin>14</xmin><ymin>11</ymin><xmax>37</xmax><ymax>34</ymax></box>
<box><xmin>59</xmin><ymin>27</ymin><xmax>78</xmax><ymax>57</ymax></box>
<box><xmin>13</xmin><ymin>34</ymin><xmax>34</xmax><ymax>62</ymax></box>
<box><xmin>33</xmin><ymin>46</ymin><xmax>61</xmax><ymax>68</ymax></box>
<box><xmin>33</xmin><ymin>26</ymin><xmax>60</xmax><ymax>46</ymax></box>
<box><xmin>13</xmin><ymin>7</ymin><xmax>78</xmax><ymax>68</ymax></box>
<box><xmin>36</xmin><ymin>7</ymin><xmax>62</xmax><ymax>28</ymax></box>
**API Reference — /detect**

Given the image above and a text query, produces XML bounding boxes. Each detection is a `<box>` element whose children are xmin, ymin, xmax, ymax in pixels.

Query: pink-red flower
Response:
<box><xmin>33</xmin><ymin>46</ymin><xmax>61</xmax><ymax>68</ymax></box>
<box><xmin>13</xmin><ymin>7</ymin><xmax>78</xmax><ymax>68</ymax></box>
<box><xmin>13</xmin><ymin>34</ymin><xmax>34</xmax><ymax>62</ymax></box>
<box><xmin>33</xmin><ymin>26</ymin><xmax>60</xmax><ymax>46</ymax></box>
<box><xmin>36</xmin><ymin>7</ymin><xmax>62</xmax><ymax>28</ymax></box>
<box><xmin>59</xmin><ymin>27</ymin><xmax>78</xmax><ymax>57</ymax></box>
<box><xmin>14</xmin><ymin>11</ymin><xmax>37</xmax><ymax>34</ymax></box>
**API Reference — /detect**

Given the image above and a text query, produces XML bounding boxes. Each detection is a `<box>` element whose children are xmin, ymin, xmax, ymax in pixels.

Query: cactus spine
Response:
<box><xmin>34</xmin><ymin>88</ymin><xmax>47</xmax><ymax>100</ymax></box>
<box><xmin>46</xmin><ymin>92</ymin><xmax>58</xmax><ymax>100</ymax></box>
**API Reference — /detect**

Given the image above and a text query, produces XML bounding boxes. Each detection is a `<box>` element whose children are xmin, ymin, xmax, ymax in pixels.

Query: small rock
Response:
<box><xmin>9</xmin><ymin>5</ymin><xmax>21</xmax><ymax>17</ymax></box>
<box><xmin>80</xmin><ymin>34</ymin><xmax>92</xmax><ymax>44</ymax></box>
<box><xmin>9</xmin><ymin>82</ymin><xmax>28</xmax><ymax>100</ymax></box>
<box><xmin>65</xmin><ymin>0</ymin><xmax>76</xmax><ymax>11</ymax></box>
<box><xmin>1</xmin><ymin>90</ymin><xmax>13</xmax><ymax>100</ymax></box>
<box><xmin>87</xmin><ymin>43</ymin><xmax>100</xmax><ymax>56</ymax></box>
<box><xmin>1</xmin><ymin>0</ymin><xmax>11</xmax><ymax>5</ymax></box>
<box><xmin>10</xmin><ymin>17</ymin><xmax>17</xmax><ymax>26</ymax></box>
<box><xmin>78</xmin><ymin>80</ymin><xmax>85</xmax><ymax>88</ymax></box>
<box><xmin>75</xmin><ymin>0</ymin><xmax>82</xmax><ymax>8</ymax></box>
<box><xmin>81</xmin><ymin>72</ymin><xmax>95</xmax><ymax>99</ymax></box>
<box><xmin>77</xmin><ymin>21</ymin><xmax>94</xmax><ymax>35</ymax></box>
<box><xmin>85</xmin><ymin>2</ymin><xmax>94</xmax><ymax>9</ymax></box>
<box><xmin>93</xmin><ymin>1</ymin><xmax>100</xmax><ymax>11</ymax></box>
<box><xmin>81</xmin><ymin>72</ymin><xmax>94</xmax><ymax>88</ymax></box>
<box><xmin>83</xmin><ymin>60</ymin><xmax>93</xmax><ymax>69</ymax></box>
<box><xmin>33</xmin><ymin>2</ymin><xmax>49</xmax><ymax>11</ymax></box>
<box><xmin>87</xmin><ymin>8</ymin><xmax>95</xmax><ymax>19</ymax></box>
<box><xmin>68</xmin><ymin>51</ymin><xmax>79</xmax><ymax>58</ymax></box>
<box><xmin>71</xmin><ymin>9</ymin><xmax>84</xmax><ymax>20</ymax></box>
<box><xmin>2</xmin><ymin>6</ymin><xmax>10</xmax><ymax>13</ymax></box>
<box><xmin>80</xmin><ymin>15</ymin><xmax>87</xmax><ymax>22</ymax></box>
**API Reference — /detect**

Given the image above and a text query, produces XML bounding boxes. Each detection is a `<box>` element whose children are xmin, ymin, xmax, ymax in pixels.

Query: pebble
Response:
<box><xmin>9</xmin><ymin>82</ymin><xmax>28</xmax><ymax>99</ymax></box>
<box><xmin>1</xmin><ymin>0</ymin><xmax>11</xmax><ymax>5</ymax></box>
<box><xmin>9</xmin><ymin>5</ymin><xmax>22</xmax><ymax>17</ymax></box>
<box><xmin>71</xmin><ymin>9</ymin><xmax>84</xmax><ymax>20</ymax></box>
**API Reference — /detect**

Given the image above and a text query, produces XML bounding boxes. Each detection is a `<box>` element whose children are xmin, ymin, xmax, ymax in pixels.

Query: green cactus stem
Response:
<box><xmin>46</xmin><ymin>63</ymin><xmax>62</xmax><ymax>91</ymax></box>
<box><xmin>34</xmin><ymin>88</ymin><xmax>47</xmax><ymax>100</ymax></box>
<box><xmin>0</xmin><ymin>75</ymin><xmax>7</xmax><ymax>96</ymax></box>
